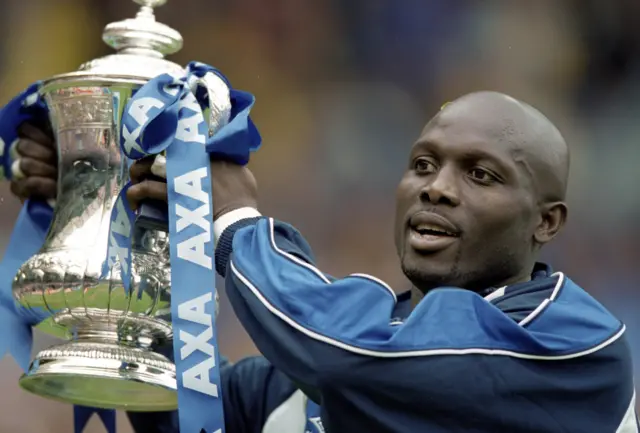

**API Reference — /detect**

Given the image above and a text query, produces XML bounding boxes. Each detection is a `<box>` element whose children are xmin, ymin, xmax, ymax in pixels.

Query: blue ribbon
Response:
<box><xmin>74</xmin><ymin>405</ymin><xmax>116</xmax><ymax>433</ymax></box>
<box><xmin>0</xmin><ymin>83</ymin><xmax>51</xmax><ymax>365</ymax></box>
<box><xmin>117</xmin><ymin>60</ymin><xmax>260</xmax><ymax>433</ymax></box>
<box><xmin>0</xmin><ymin>84</ymin><xmax>115</xmax><ymax>433</ymax></box>
<box><xmin>100</xmin><ymin>184</ymin><xmax>135</xmax><ymax>292</ymax></box>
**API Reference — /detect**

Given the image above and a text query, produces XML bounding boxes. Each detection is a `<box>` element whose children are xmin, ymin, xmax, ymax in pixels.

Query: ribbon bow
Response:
<box><xmin>115</xmin><ymin>61</ymin><xmax>261</xmax><ymax>433</ymax></box>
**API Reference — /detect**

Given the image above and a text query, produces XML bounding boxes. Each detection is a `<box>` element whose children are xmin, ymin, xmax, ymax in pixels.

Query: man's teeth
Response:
<box><xmin>415</xmin><ymin>224</ymin><xmax>456</xmax><ymax>236</ymax></box>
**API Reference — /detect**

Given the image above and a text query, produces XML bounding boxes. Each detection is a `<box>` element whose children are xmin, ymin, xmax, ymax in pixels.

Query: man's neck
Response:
<box><xmin>409</xmin><ymin>273</ymin><xmax>533</xmax><ymax>309</ymax></box>
<box><xmin>410</xmin><ymin>286</ymin><xmax>424</xmax><ymax>309</ymax></box>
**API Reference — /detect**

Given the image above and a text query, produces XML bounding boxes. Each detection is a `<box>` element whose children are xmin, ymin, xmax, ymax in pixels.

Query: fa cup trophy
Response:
<box><xmin>11</xmin><ymin>0</ymin><xmax>204</xmax><ymax>411</ymax></box>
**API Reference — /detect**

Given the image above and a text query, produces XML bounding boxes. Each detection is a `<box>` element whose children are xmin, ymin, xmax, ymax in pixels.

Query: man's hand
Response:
<box><xmin>207</xmin><ymin>160</ymin><xmax>258</xmax><ymax>219</ymax></box>
<box><xmin>9</xmin><ymin>122</ymin><xmax>57</xmax><ymax>202</ymax></box>
<box><xmin>127</xmin><ymin>157</ymin><xmax>258</xmax><ymax>219</ymax></box>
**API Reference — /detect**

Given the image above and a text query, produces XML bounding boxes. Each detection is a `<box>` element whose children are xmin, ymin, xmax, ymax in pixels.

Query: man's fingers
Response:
<box><xmin>129</xmin><ymin>157</ymin><xmax>156</xmax><ymax>184</ymax></box>
<box><xmin>127</xmin><ymin>158</ymin><xmax>169</xmax><ymax>211</ymax></box>
<box><xmin>16</xmin><ymin>138</ymin><xmax>56</xmax><ymax>163</ymax></box>
<box><xmin>19</xmin><ymin>157</ymin><xmax>57</xmax><ymax>179</ymax></box>
<box><xmin>126</xmin><ymin>180</ymin><xmax>168</xmax><ymax>210</ymax></box>
<box><xmin>17</xmin><ymin>122</ymin><xmax>54</xmax><ymax>147</ymax></box>
<box><xmin>10</xmin><ymin>177</ymin><xmax>57</xmax><ymax>200</ymax></box>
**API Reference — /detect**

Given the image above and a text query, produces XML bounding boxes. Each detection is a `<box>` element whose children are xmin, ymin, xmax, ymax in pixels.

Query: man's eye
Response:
<box><xmin>469</xmin><ymin>168</ymin><xmax>496</xmax><ymax>183</ymax></box>
<box><xmin>413</xmin><ymin>158</ymin><xmax>436</xmax><ymax>174</ymax></box>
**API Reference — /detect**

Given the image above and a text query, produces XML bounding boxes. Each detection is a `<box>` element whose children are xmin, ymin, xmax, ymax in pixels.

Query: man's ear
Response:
<box><xmin>534</xmin><ymin>201</ymin><xmax>568</xmax><ymax>244</ymax></box>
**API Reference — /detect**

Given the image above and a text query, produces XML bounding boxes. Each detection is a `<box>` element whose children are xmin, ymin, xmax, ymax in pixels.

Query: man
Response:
<box><xmin>13</xmin><ymin>91</ymin><xmax>637</xmax><ymax>432</ymax></box>
<box><xmin>127</xmin><ymin>90</ymin><xmax>637</xmax><ymax>432</ymax></box>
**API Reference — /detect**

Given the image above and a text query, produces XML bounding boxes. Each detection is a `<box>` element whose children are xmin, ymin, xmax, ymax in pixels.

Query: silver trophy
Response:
<box><xmin>11</xmin><ymin>0</ymin><xmax>206</xmax><ymax>411</ymax></box>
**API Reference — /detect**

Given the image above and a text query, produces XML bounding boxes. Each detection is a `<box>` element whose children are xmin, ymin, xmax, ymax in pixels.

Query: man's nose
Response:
<box><xmin>419</xmin><ymin>167</ymin><xmax>460</xmax><ymax>206</ymax></box>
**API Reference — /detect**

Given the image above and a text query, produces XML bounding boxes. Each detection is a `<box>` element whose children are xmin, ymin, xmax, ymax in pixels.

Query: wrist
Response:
<box><xmin>213</xmin><ymin>199</ymin><xmax>258</xmax><ymax>220</ymax></box>
<box><xmin>214</xmin><ymin>206</ymin><xmax>262</xmax><ymax>245</ymax></box>
<box><xmin>213</xmin><ymin>209</ymin><xmax>262</xmax><ymax>276</ymax></box>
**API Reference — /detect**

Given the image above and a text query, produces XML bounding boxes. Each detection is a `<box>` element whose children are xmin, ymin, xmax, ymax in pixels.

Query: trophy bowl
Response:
<box><xmin>11</xmin><ymin>0</ymin><xmax>190</xmax><ymax>411</ymax></box>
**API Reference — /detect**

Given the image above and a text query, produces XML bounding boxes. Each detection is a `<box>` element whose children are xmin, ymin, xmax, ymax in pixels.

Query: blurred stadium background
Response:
<box><xmin>0</xmin><ymin>0</ymin><xmax>638</xmax><ymax>431</ymax></box>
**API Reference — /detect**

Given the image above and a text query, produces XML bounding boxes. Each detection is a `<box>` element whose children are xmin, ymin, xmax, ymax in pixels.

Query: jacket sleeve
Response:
<box><xmin>127</xmin><ymin>354</ymin><xmax>298</xmax><ymax>433</ymax></box>
<box><xmin>215</xmin><ymin>214</ymin><xmax>402</xmax><ymax>402</ymax></box>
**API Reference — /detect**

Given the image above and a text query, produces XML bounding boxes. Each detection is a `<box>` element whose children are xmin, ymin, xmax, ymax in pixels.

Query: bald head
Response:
<box><xmin>436</xmin><ymin>91</ymin><xmax>569</xmax><ymax>203</ymax></box>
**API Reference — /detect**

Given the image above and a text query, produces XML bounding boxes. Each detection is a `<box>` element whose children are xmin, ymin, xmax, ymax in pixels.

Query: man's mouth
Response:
<box><xmin>407</xmin><ymin>212</ymin><xmax>460</xmax><ymax>252</ymax></box>
<box><xmin>413</xmin><ymin>223</ymin><xmax>459</xmax><ymax>238</ymax></box>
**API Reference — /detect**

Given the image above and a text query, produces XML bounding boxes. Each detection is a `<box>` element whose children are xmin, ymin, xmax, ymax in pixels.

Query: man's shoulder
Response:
<box><xmin>523</xmin><ymin>273</ymin><xmax>623</xmax><ymax>346</ymax></box>
<box><xmin>489</xmin><ymin>271</ymin><xmax>626</xmax><ymax>361</ymax></box>
<box><xmin>376</xmin><ymin>272</ymin><xmax>625</xmax><ymax>357</ymax></box>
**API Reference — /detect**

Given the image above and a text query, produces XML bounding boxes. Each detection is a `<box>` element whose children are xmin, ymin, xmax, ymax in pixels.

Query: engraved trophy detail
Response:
<box><xmin>12</xmin><ymin>0</ymin><xmax>195</xmax><ymax>411</ymax></box>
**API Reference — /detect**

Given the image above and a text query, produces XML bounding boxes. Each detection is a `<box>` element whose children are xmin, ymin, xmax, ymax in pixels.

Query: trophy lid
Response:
<box><xmin>44</xmin><ymin>0</ymin><xmax>185</xmax><ymax>85</ymax></box>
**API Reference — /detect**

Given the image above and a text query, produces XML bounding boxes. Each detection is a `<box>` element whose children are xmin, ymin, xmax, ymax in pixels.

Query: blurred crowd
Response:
<box><xmin>0</xmin><ymin>0</ymin><xmax>638</xmax><ymax>431</ymax></box>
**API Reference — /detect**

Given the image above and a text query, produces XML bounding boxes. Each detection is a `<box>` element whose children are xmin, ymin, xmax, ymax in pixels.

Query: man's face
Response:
<box><xmin>394</xmin><ymin>107</ymin><xmax>539</xmax><ymax>293</ymax></box>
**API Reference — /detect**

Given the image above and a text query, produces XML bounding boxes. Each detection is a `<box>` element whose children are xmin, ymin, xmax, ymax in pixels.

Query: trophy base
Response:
<box><xmin>19</xmin><ymin>341</ymin><xmax>177</xmax><ymax>411</ymax></box>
